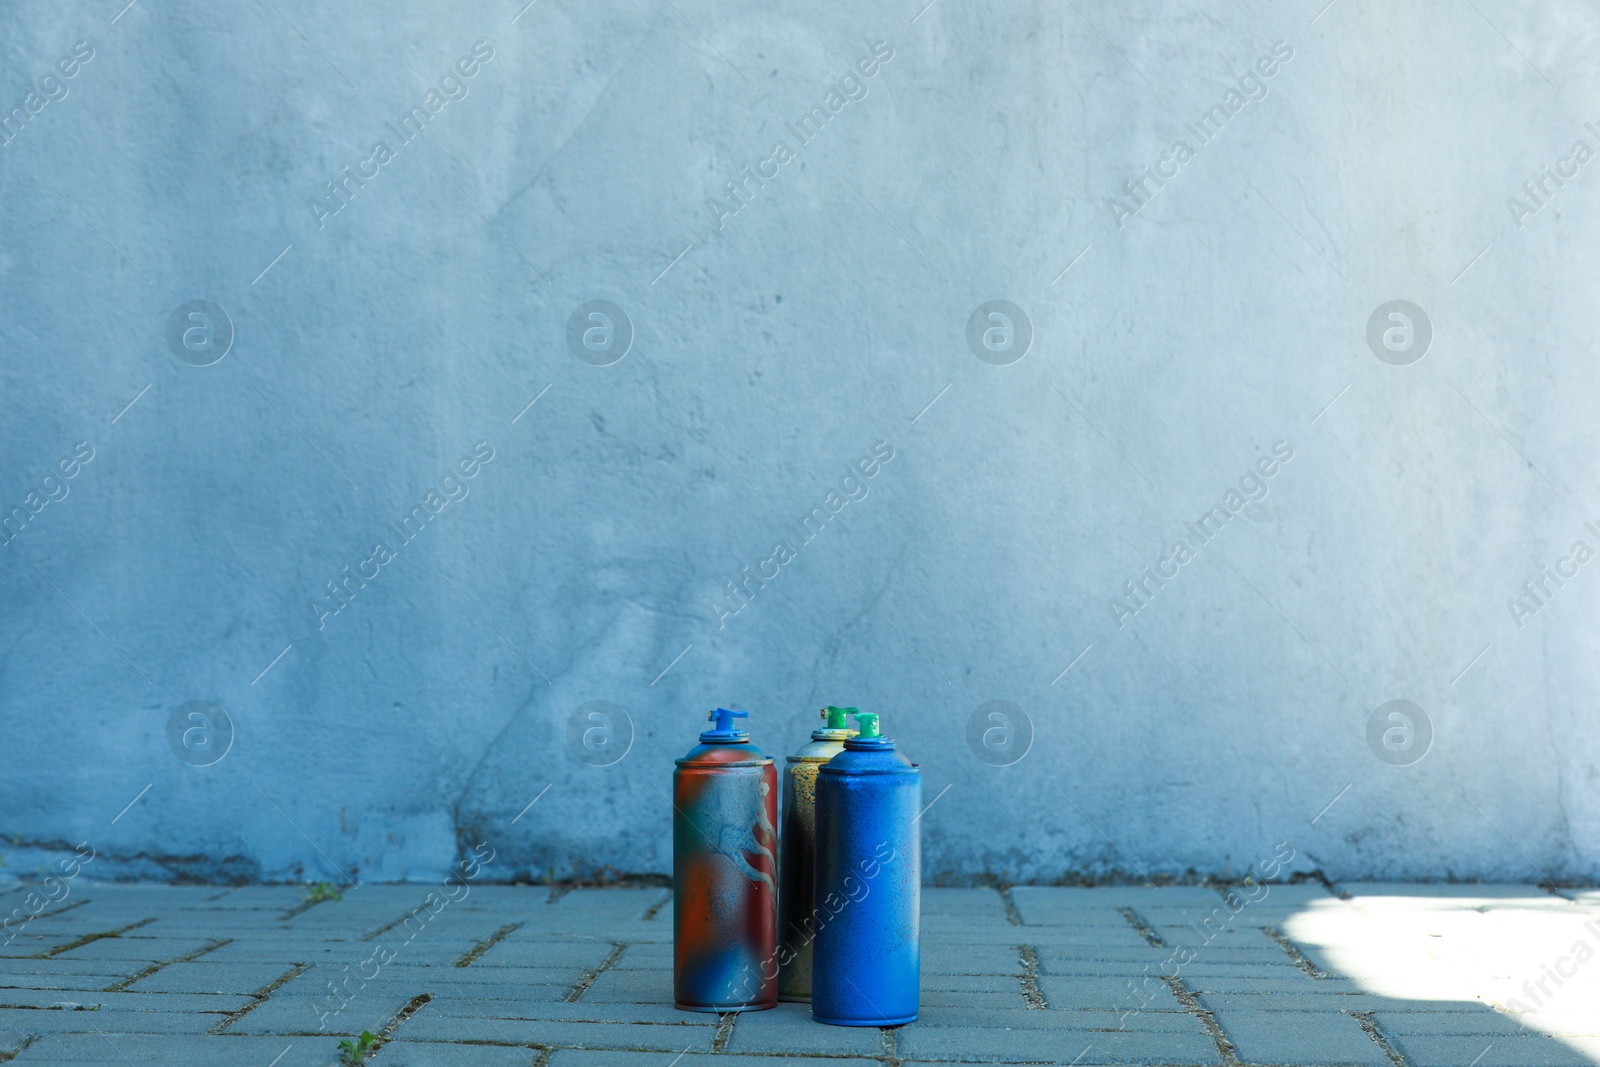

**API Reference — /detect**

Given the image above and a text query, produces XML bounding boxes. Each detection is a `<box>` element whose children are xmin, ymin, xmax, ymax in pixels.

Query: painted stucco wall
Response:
<box><xmin>3</xmin><ymin>0</ymin><xmax>1599</xmax><ymax>886</ymax></box>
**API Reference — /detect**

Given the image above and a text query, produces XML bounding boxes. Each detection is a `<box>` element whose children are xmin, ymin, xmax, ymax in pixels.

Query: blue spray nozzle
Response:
<box><xmin>700</xmin><ymin>707</ymin><xmax>750</xmax><ymax>742</ymax></box>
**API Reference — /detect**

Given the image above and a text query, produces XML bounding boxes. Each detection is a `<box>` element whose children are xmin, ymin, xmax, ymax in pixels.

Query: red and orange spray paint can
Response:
<box><xmin>673</xmin><ymin>708</ymin><xmax>779</xmax><ymax>1012</ymax></box>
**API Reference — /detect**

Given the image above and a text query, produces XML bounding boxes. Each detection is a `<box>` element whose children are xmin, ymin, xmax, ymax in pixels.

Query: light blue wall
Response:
<box><xmin>3</xmin><ymin>0</ymin><xmax>1599</xmax><ymax>885</ymax></box>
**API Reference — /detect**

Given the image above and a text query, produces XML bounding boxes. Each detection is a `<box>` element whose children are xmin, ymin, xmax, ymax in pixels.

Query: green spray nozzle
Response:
<box><xmin>822</xmin><ymin>706</ymin><xmax>856</xmax><ymax>730</ymax></box>
<box><xmin>852</xmin><ymin>711</ymin><xmax>881</xmax><ymax>739</ymax></box>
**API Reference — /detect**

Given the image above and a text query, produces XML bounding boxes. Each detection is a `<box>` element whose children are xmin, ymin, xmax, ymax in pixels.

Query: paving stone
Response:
<box><xmin>126</xmin><ymin>961</ymin><xmax>304</xmax><ymax>994</ymax></box>
<box><xmin>922</xmin><ymin>943</ymin><xmax>1036</xmax><ymax>974</ymax></box>
<box><xmin>400</xmin><ymin>1012</ymin><xmax>718</xmax><ymax>1050</ymax></box>
<box><xmin>377</xmin><ymin>1042</ymin><xmax>538</xmax><ymax>1066</ymax></box>
<box><xmin>1011</xmin><ymin>957</ymin><xmax>1167</xmax><ymax>977</ymax></box>
<box><xmin>0</xmin><ymin>957</ymin><xmax>138</xmax><ymax>980</ymax></box>
<box><xmin>1196</xmin><ymin>989</ymin><xmax>1400</xmax><ymax>1014</ymax></box>
<box><xmin>723</xmin><ymin>1002</ymin><xmax>887</xmax><ymax>1055</ymax></box>
<box><xmin>1389</xmin><ymin>1033</ymin><xmax>1599</xmax><ymax>1066</ymax></box>
<box><xmin>549</xmin><ymin>1053</ymin><xmax>882</xmax><ymax>1067</ymax></box>
<box><xmin>1373</xmin><ymin>1008</ymin><xmax>1546</xmax><ymax>1037</ymax></box>
<box><xmin>1214</xmin><ymin>1010</ymin><xmax>1390</xmax><ymax>1066</ymax></box>
<box><xmin>472</xmin><ymin>940</ymin><xmax>625</xmax><ymax>969</ymax></box>
<box><xmin>1035</xmin><ymin>974</ymin><xmax>1180</xmax><ymax>1011</ymax></box>
<box><xmin>221</xmin><ymin>991</ymin><xmax>420</xmax><ymax>1035</ymax></box>
<box><xmin>425</xmin><ymin>998</ymin><xmax>717</xmax><ymax>1025</ymax></box>
<box><xmin>922</xmin><ymin>973</ymin><xmax>1025</xmax><ymax>993</ymax></box>
<box><xmin>12</xmin><ymin>1033</ymin><xmax>331</xmax><ymax>1065</ymax></box>
<box><xmin>0</xmin><ymin>988</ymin><xmax>249</xmax><ymax>1013</ymax></box>
<box><xmin>610</xmin><ymin>943</ymin><xmax>673</xmax><ymax>968</ymax></box>
<box><xmin>894</xmin><ymin>1023</ymin><xmax>1222</xmax><ymax>1063</ymax></box>
<box><xmin>50</xmin><ymin>937</ymin><xmax>225</xmax><ymax>963</ymax></box>
<box><xmin>1180</xmin><ymin>973</ymin><xmax>1363</xmax><ymax>994</ymax></box>
<box><xmin>920</xmin><ymin>988</ymin><xmax>1019</xmax><ymax>1008</ymax></box>
<box><xmin>923</xmin><ymin>888</ymin><xmax>1013</xmax><ymax>918</ymax></box>
<box><xmin>0</xmin><ymin>1006</ymin><xmax>217</xmax><ymax>1034</ymax></box>
<box><xmin>1012</xmin><ymin>886</ymin><xmax>1234</xmax><ymax>921</ymax></box>
<box><xmin>288</xmin><ymin>962</ymin><xmax>582</xmax><ymax>993</ymax></box>
<box><xmin>1343</xmin><ymin>884</ymin><xmax>1557</xmax><ymax>900</ymax></box>
<box><xmin>577</xmin><ymin>966</ymin><xmax>669</xmax><ymax>1003</ymax></box>
<box><xmin>918</xmin><ymin>1004</ymin><xmax>1200</xmax><ymax>1032</ymax></box>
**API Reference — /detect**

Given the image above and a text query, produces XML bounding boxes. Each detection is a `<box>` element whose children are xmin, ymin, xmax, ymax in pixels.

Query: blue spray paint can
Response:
<box><xmin>777</xmin><ymin>705</ymin><xmax>856</xmax><ymax>1002</ymax></box>
<box><xmin>673</xmin><ymin>708</ymin><xmax>779</xmax><ymax>1013</ymax></box>
<box><xmin>811</xmin><ymin>711</ymin><xmax>921</xmax><ymax>1026</ymax></box>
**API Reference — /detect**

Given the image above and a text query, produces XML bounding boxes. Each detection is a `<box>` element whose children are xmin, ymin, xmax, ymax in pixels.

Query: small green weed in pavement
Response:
<box><xmin>337</xmin><ymin>1030</ymin><xmax>377</xmax><ymax>1064</ymax></box>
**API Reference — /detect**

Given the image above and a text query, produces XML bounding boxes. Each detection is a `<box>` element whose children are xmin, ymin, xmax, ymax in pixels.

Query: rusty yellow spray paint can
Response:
<box><xmin>776</xmin><ymin>705</ymin><xmax>855</xmax><ymax>1001</ymax></box>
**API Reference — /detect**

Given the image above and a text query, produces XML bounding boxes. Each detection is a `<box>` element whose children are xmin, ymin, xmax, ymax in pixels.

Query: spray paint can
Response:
<box><xmin>777</xmin><ymin>705</ymin><xmax>856</xmax><ymax>1002</ymax></box>
<box><xmin>673</xmin><ymin>708</ymin><xmax>779</xmax><ymax>1013</ymax></box>
<box><xmin>812</xmin><ymin>711</ymin><xmax>921</xmax><ymax>1026</ymax></box>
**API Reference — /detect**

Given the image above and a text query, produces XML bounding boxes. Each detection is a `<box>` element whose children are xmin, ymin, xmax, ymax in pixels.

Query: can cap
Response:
<box><xmin>822</xmin><ymin>706</ymin><xmax>855</xmax><ymax>730</ymax></box>
<box><xmin>842</xmin><ymin>710</ymin><xmax>896</xmax><ymax>750</ymax></box>
<box><xmin>700</xmin><ymin>708</ymin><xmax>750</xmax><ymax>743</ymax></box>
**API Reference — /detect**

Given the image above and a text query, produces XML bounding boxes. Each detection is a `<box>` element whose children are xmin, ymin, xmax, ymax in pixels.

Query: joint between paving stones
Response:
<box><xmin>362</xmin><ymin>899</ymin><xmax>434</xmax><ymax>942</ymax></box>
<box><xmin>1351</xmin><ymin>1009</ymin><xmax>1413</xmax><ymax>1067</ymax></box>
<box><xmin>210</xmin><ymin>961</ymin><xmax>310</xmax><ymax>1034</ymax></box>
<box><xmin>0</xmin><ymin>1035</ymin><xmax>37</xmax><ymax>1063</ymax></box>
<box><xmin>456</xmin><ymin>922</ymin><xmax>523</xmax><ymax>967</ymax></box>
<box><xmin>104</xmin><ymin>936</ymin><xmax>233</xmax><ymax>993</ymax></box>
<box><xmin>0</xmin><ymin>898</ymin><xmax>92</xmax><ymax>951</ymax></box>
<box><xmin>880</xmin><ymin>1026</ymin><xmax>903</xmax><ymax>1066</ymax></box>
<box><xmin>279</xmin><ymin>894</ymin><xmax>338</xmax><ymax>921</ymax></box>
<box><xmin>564</xmin><ymin>942</ymin><xmax>626</xmax><ymax>1002</ymax></box>
<box><xmin>711</xmin><ymin>1010</ymin><xmax>737</xmax><ymax>1051</ymax></box>
<box><xmin>1119</xmin><ymin>906</ymin><xmax>1165</xmax><ymax>948</ymax></box>
<box><xmin>30</xmin><ymin>917</ymin><xmax>156</xmax><ymax>959</ymax></box>
<box><xmin>996</xmin><ymin>885</ymin><xmax>1023</xmax><ymax>926</ymax></box>
<box><xmin>357</xmin><ymin>991</ymin><xmax>431</xmax><ymax>1060</ymax></box>
<box><xmin>18</xmin><ymin>897</ymin><xmax>91</xmax><ymax>926</ymax></box>
<box><xmin>1017</xmin><ymin>944</ymin><xmax>1047</xmax><ymax>1008</ymax></box>
<box><xmin>1163</xmin><ymin>975</ymin><xmax>1240</xmax><ymax>1067</ymax></box>
<box><xmin>1259</xmin><ymin>924</ymin><xmax>1324</xmax><ymax>979</ymax></box>
<box><xmin>642</xmin><ymin>889</ymin><xmax>672</xmax><ymax>922</ymax></box>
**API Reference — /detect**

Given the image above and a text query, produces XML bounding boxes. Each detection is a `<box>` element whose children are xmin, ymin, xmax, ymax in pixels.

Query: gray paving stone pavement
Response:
<box><xmin>0</xmin><ymin>883</ymin><xmax>1595</xmax><ymax>1065</ymax></box>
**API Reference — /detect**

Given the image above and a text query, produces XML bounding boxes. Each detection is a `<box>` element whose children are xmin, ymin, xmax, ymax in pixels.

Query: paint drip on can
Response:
<box><xmin>812</xmin><ymin>711</ymin><xmax>921</xmax><ymax>1027</ymax></box>
<box><xmin>777</xmin><ymin>705</ymin><xmax>856</xmax><ymax>1002</ymax></box>
<box><xmin>673</xmin><ymin>708</ymin><xmax>779</xmax><ymax>1012</ymax></box>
